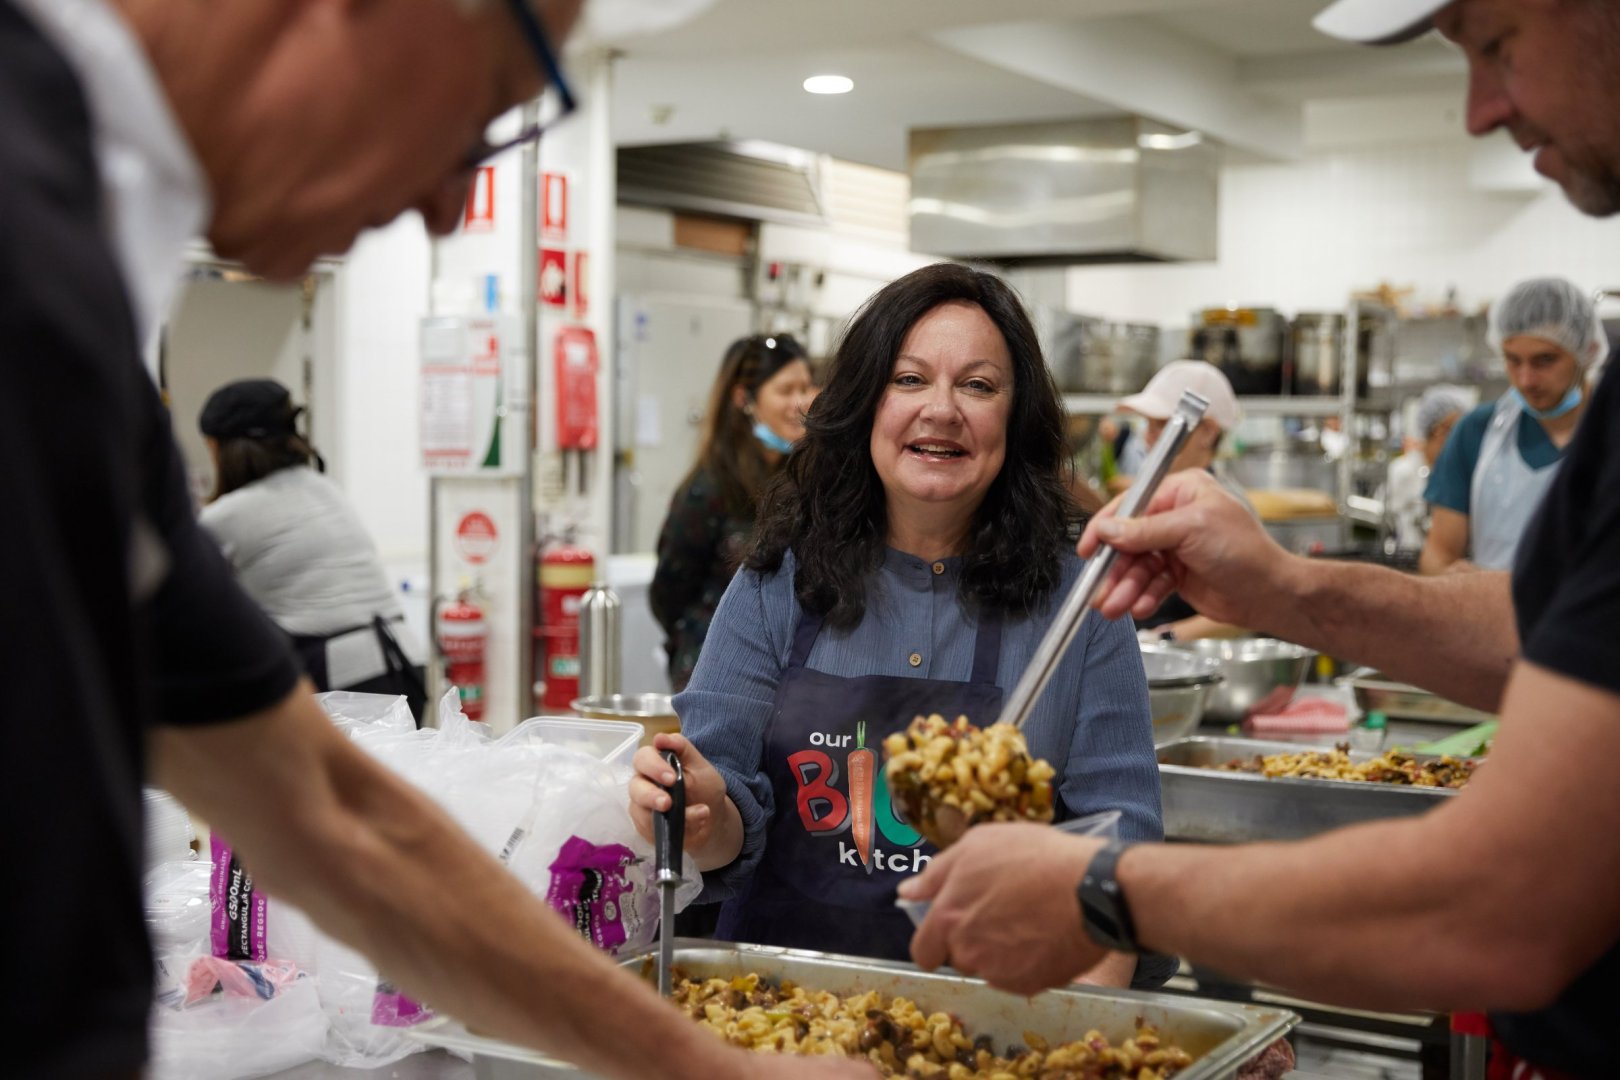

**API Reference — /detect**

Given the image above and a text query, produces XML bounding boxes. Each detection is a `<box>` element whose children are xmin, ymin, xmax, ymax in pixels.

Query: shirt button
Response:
<box><xmin>908</xmin><ymin>652</ymin><xmax>923</xmax><ymax>667</ymax></box>
<box><xmin>931</xmin><ymin>561</ymin><xmax>945</xmax><ymax>575</ymax></box>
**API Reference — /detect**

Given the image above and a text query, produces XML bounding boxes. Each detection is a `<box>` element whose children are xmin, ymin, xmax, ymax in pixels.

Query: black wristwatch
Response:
<box><xmin>1077</xmin><ymin>842</ymin><xmax>1140</xmax><ymax>953</ymax></box>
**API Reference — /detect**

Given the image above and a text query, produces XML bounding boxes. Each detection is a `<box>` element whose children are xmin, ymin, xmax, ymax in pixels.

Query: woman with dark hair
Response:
<box><xmin>650</xmin><ymin>334</ymin><xmax>814</xmax><ymax>690</ymax></box>
<box><xmin>198</xmin><ymin>379</ymin><xmax>426</xmax><ymax>720</ymax></box>
<box><xmin>628</xmin><ymin>264</ymin><xmax>1165</xmax><ymax>985</ymax></box>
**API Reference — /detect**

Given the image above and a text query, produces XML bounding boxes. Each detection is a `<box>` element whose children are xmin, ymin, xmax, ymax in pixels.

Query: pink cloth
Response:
<box><xmin>182</xmin><ymin>956</ymin><xmax>302</xmax><ymax>1006</ymax></box>
<box><xmin>1244</xmin><ymin>697</ymin><xmax>1350</xmax><ymax>734</ymax></box>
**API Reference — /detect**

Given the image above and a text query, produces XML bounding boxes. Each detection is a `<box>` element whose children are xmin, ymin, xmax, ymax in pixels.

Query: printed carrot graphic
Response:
<box><xmin>849</xmin><ymin>721</ymin><xmax>875</xmax><ymax>874</ymax></box>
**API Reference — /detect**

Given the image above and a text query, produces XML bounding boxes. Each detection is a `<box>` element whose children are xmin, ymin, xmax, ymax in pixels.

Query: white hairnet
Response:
<box><xmin>1487</xmin><ymin>277</ymin><xmax>1609</xmax><ymax>367</ymax></box>
<box><xmin>1414</xmin><ymin>385</ymin><xmax>1470</xmax><ymax>439</ymax></box>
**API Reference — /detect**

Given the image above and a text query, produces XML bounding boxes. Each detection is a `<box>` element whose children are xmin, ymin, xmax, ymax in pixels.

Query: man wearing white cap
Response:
<box><xmin>1118</xmin><ymin>360</ymin><xmax>1245</xmax><ymax>483</ymax></box>
<box><xmin>1118</xmin><ymin>361</ymin><xmax>1252</xmax><ymax>641</ymax></box>
<box><xmin>904</xmin><ymin>4</ymin><xmax>1620</xmax><ymax>1078</ymax></box>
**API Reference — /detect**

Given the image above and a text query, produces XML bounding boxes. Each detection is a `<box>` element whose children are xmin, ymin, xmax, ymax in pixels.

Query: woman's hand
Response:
<box><xmin>629</xmin><ymin>733</ymin><xmax>741</xmax><ymax>870</ymax></box>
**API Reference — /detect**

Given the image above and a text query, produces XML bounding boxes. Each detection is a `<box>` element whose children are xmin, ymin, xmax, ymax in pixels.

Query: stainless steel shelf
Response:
<box><xmin>1063</xmin><ymin>393</ymin><xmax>1344</xmax><ymax>417</ymax></box>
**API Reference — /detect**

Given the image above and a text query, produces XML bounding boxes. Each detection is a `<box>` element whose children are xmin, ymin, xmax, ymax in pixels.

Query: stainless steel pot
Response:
<box><xmin>1169</xmin><ymin>638</ymin><xmax>1317</xmax><ymax>723</ymax></box>
<box><xmin>571</xmin><ymin>692</ymin><xmax>679</xmax><ymax>747</ymax></box>
<box><xmin>1189</xmin><ymin>306</ymin><xmax>1285</xmax><ymax>395</ymax></box>
<box><xmin>1048</xmin><ymin>315</ymin><xmax>1159</xmax><ymax>394</ymax></box>
<box><xmin>1290</xmin><ymin>312</ymin><xmax>1346</xmax><ymax>396</ymax></box>
<box><xmin>1140</xmin><ymin>644</ymin><xmax>1224</xmax><ymax>743</ymax></box>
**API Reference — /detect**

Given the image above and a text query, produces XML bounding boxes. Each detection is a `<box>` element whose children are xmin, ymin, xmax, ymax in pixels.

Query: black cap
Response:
<box><xmin>199</xmin><ymin>379</ymin><xmax>297</xmax><ymax>440</ymax></box>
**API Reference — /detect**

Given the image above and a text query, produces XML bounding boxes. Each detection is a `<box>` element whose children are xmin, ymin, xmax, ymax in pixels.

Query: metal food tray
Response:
<box><xmin>1337</xmin><ymin>668</ymin><xmax>1495</xmax><ymax>726</ymax></box>
<box><xmin>405</xmin><ymin>940</ymin><xmax>1296</xmax><ymax>1079</ymax></box>
<box><xmin>1158</xmin><ymin>736</ymin><xmax>1473</xmax><ymax>843</ymax></box>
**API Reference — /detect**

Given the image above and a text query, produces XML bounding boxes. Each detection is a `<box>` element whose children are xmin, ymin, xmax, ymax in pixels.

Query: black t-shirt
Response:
<box><xmin>0</xmin><ymin>6</ymin><xmax>301</xmax><ymax>1076</ymax></box>
<box><xmin>1491</xmin><ymin>364</ymin><xmax>1620</xmax><ymax>1076</ymax></box>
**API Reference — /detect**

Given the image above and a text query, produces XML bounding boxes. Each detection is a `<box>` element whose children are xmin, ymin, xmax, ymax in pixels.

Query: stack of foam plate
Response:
<box><xmin>143</xmin><ymin>788</ymin><xmax>196</xmax><ymax>867</ymax></box>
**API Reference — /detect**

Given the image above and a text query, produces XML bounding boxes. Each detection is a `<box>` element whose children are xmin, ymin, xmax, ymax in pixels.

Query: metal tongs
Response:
<box><xmin>996</xmin><ymin>390</ymin><xmax>1210</xmax><ymax>731</ymax></box>
<box><xmin>653</xmin><ymin>749</ymin><xmax>685</xmax><ymax>997</ymax></box>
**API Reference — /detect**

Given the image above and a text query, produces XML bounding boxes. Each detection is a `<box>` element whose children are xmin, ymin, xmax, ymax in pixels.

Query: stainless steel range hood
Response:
<box><xmin>908</xmin><ymin>117</ymin><xmax>1220</xmax><ymax>265</ymax></box>
<box><xmin>617</xmin><ymin>140</ymin><xmax>827</xmax><ymax>228</ymax></box>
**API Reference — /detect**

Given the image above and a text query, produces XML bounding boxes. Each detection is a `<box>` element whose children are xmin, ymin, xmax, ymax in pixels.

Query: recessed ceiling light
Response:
<box><xmin>803</xmin><ymin>75</ymin><xmax>854</xmax><ymax>95</ymax></box>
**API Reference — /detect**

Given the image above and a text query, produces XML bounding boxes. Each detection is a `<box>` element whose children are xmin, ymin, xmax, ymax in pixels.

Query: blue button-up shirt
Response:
<box><xmin>676</xmin><ymin>547</ymin><xmax>1162</xmax><ymax>902</ymax></box>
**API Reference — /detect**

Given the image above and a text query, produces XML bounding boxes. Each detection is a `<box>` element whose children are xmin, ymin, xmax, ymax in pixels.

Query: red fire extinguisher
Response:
<box><xmin>538</xmin><ymin>543</ymin><xmax>594</xmax><ymax>711</ymax></box>
<box><xmin>436</xmin><ymin>593</ymin><xmax>488</xmax><ymax>721</ymax></box>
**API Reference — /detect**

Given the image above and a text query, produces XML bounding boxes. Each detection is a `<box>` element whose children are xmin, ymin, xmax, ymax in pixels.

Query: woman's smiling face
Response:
<box><xmin>869</xmin><ymin>301</ymin><xmax>1014</xmax><ymax>529</ymax></box>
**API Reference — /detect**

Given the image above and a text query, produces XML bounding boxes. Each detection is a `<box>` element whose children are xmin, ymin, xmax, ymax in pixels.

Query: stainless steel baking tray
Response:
<box><xmin>1337</xmin><ymin>668</ymin><xmax>1495</xmax><ymax>726</ymax></box>
<box><xmin>405</xmin><ymin>940</ymin><xmax>1296</xmax><ymax>1079</ymax></box>
<box><xmin>1158</xmin><ymin>736</ymin><xmax>1472</xmax><ymax>843</ymax></box>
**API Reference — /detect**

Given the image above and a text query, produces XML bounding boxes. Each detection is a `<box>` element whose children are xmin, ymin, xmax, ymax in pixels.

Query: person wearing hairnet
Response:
<box><xmin>1421</xmin><ymin>278</ymin><xmax>1606</xmax><ymax>573</ymax></box>
<box><xmin>1384</xmin><ymin>385</ymin><xmax>1472</xmax><ymax>551</ymax></box>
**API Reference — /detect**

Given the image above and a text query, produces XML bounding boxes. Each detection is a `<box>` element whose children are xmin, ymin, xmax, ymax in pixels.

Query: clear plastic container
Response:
<box><xmin>497</xmin><ymin>715</ymin><xmax>643</xmax><ymax>768</ymax></box>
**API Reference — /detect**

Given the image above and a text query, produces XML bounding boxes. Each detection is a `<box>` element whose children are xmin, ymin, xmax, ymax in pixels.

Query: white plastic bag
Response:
<box><xmin>195</xmin><ymin>688</ymin><xmax>697</xmax><ymax>1069</ymax></box>
<box><xmin>147</xmin><ymin>974</ymin><xmax>326</xmax><ymax>1080</ymax></box>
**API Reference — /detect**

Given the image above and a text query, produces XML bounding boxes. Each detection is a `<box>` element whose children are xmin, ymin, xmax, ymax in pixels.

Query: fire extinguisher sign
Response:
<box><xmin>541</xmin><ymin>171</ymin><xmax>568</xmax><ymax>242</ymax></box>
<box><xmin>539</xmin><ymin>247</ymin><xmax>568</xmax><ymax>308</ymax></box>
<box><xmin>463</xmin><ymin>166</ymin><xmax>496</xmax><ymax>233</ymax></box>
<box><xmin>454</xmin><ymin>511</ymin><xmax>499</xmax><ymax>565</ymax></box>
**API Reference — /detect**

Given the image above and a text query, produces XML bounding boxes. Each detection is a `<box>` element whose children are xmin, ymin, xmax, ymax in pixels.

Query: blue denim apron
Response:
<box><xmin>715</xmin><ymin>608</ymin><xmax>1003</xmax><ymax>960</ymax></box>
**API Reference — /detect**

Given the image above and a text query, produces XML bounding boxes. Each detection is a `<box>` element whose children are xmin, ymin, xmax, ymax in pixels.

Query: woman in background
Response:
<box><xmin>651</xmin><ymin>334</ymin><xmax>815</xmax><ymax>691</ymax></box>
<box><xmin>198</xmin><ymin>379</ymin><xmax>425</xmax><ymax>719</ymax></box>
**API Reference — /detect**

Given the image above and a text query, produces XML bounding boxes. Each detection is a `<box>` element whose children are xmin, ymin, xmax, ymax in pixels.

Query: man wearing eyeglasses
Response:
<box><xmin>0</xmin><ymin>1</ymin><xmax>873</xmax><ymax>1078</ymax></box>
<box><xmin>903</xmin><ymin>2</ymin><xmax>1620</xmax><ymax>1078</ymax></box>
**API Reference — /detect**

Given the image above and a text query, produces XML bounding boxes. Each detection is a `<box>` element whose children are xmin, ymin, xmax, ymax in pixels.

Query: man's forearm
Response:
<box><xmin>1119</xmin><ymin>812</ymin><xmax>1542</xmax><ymax>1012</ymax></box>
<box><xmin>156</xmin><ymin>696</ymin><xmax>746</xmax><ymax>1080</ymax></box>
<box><xmin>1256</xmin><ymin>557</ymin><xmax>1515</xmax><ymax>710</ymax></box>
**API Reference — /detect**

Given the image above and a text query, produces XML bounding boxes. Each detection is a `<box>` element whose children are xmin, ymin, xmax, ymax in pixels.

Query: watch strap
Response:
<box><xmin>1077</xmin><ymin>841</ymin><xmax>1140</xmax><ymax>953</ymax></box>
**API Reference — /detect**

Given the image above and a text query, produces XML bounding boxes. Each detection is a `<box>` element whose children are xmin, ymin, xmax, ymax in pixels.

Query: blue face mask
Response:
<box><xmin>1510</xmin><ymin>382</ymin><xmax>1583</xmax><ymax>421</ymax></box>
<box><xmin>752</xmin><ymin>420</ymin><xmax>795</xmax><ymax>454</ymax></box>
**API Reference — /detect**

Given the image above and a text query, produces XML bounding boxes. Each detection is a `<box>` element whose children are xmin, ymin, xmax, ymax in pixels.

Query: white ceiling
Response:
<box><xmin>589</xmin><ymin>0</ymin><xmax>1468</xmax><ymax>171</ymax></box>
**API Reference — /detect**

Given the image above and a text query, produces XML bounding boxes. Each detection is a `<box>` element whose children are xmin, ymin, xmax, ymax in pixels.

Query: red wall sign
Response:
<box><xmin>454</xmin><ymin>511</ymin><xmax>499</xmax><ymax>565</ymax></box>
<box><xmin>463</xmin><ymin>166</ymin><xmax>495</xmax><ymax>233</ymax></box>
<box><xmin>538</xmin><ymin>248</ymin><xmax>568</xmax><ymax>307</ymax></box>
<box><xmin>541</xmin><ymin>172</ymin><xmax>568</xmax><ymax>241</ymax></box>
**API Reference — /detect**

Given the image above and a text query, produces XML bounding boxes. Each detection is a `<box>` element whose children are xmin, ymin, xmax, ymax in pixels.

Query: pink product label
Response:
<box><xmin>209</xmin><ymin>834</ymin><xmax>267</xmax><ymax>961</ymax></box>
<box><xmin>372</xmin><ymin>980</ymin><xmax>433</xmax><ymax>1028</ymax></box>
<box><xmin>545</xmin><ymin>836</ymin><xmax>638</xmax><ymax>955</ymax></box>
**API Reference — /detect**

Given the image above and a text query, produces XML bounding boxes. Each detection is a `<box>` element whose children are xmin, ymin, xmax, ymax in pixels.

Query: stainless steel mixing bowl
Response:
<box><xmin>1168</xmin><ymin>638</ymin><xmax>1317</xmax><ymax>723</ymax></box>
<box><xmin>1140</xmin><ymin>643</ymin><xmax>1225</xmax><ymax>743</ymax></box>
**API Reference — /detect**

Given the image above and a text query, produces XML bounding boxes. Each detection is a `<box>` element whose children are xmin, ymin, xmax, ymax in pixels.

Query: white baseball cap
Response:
<box><xmin>1313</xmin><ymin>0</ymin><xmax>1452</xmax><ymax>44</ymax></box>
<box><xmin>1119</xmin><ymin>360</ymin><xmax>1243</xmax><ymax>432</ymax></box>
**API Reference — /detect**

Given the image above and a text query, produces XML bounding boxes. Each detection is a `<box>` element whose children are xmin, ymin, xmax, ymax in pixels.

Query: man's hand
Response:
<box><xmin>901</xmin><ymin>824</ymin><xmax>1108</xmax><ymax>996</ymax></box>
<box><xmin>1078</xmin><ymin>471</ymin><xmax>1299</xmax><ymax>628</ymax></box>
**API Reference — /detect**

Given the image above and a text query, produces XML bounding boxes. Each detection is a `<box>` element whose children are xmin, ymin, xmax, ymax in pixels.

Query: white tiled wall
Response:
<box><xmin>1066</xmin><ymin>136</ymin><xmax>1620</xmax><ymax>331</ymax></box>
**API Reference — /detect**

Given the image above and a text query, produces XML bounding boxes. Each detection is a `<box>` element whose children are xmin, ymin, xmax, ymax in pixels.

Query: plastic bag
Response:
<box><xmin>146</xmin><ymin>859</ymin><xmax>213</xmax><ymax>956</ymax></box>
<box><xmin>147</xmin><ymin>972</ymin><xmax>326</xmax><ymax>1080</ymax></box>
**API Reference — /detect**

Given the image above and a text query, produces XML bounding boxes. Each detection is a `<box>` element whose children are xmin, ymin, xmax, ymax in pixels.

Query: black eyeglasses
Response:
<box><xmin>464</xmin><ymin>0</ymin><xmax>579</xmax><ymax>170</ymax></box>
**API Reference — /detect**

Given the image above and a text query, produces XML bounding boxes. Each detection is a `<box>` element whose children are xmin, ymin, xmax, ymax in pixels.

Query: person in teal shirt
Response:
<box><xmin>1421</xmin><ymin>278</ymin><xmax>1606</xmax><ymax>573</ymax></box>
